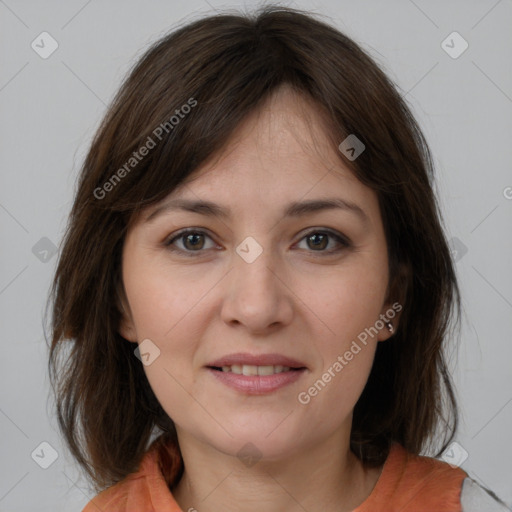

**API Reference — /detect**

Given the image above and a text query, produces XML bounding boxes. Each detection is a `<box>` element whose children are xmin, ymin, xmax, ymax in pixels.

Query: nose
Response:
<box><xmin>220</xmin><ymin>243</ymin><xmax>294</xmax><ymax>335</ymax></box>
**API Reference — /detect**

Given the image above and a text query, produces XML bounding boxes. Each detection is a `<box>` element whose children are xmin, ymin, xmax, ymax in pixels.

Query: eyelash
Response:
<box><xmin>164</xmin><ymin>228</ymin><xmax>351</xmax><ymax>257</ymax></box>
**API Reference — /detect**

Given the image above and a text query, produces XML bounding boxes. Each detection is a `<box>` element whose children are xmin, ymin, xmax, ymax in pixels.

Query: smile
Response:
<box><xmin>207</xmin><ymin>365</ymin><xmax>307</xmax><ymax>394</ymax></box>
<box><xmin>214</xmin><ymin>364</ymin><xmax>300</xmax><ymax>375</ymax></box>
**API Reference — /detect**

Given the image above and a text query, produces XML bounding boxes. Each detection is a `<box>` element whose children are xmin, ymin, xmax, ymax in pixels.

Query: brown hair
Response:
<box><xmin>46</xmin><ymin>4</ymin><xmax>461</xmax><ymax>493</ymax></box>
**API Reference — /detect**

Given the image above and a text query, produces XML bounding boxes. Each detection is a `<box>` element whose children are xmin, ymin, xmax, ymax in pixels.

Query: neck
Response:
<box><xmin>171</xmin><ymin>431</ymin><xmax>382</xmax><ymax>512</ymax></box>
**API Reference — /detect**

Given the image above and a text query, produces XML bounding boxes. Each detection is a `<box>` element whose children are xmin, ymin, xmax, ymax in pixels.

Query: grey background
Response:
<box><xmin>1</xmin><ymin>0</ymin><xmax>511</xmax><ymax>510</ymax></box>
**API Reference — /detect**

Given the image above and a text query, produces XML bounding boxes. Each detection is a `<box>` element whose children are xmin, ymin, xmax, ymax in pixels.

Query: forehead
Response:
<box><xmin>175</xmin><ymin>87</ymin><xmax>366</xmax><ymax>198</ymax></box>
<box><xmin>140</xmin><ymin>85</ymin><xmax>381</xmax><ymax>227</ymax></box>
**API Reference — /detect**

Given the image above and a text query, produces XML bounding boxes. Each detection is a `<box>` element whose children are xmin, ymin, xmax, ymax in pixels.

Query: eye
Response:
<box><xmin>295</xmin><ymin>229</ymin><xmax>351</xmax><ymax>254</ymax></box>
<box><xmin>164</xmin><ymin>229</ymin><xmax>217</xmax><ymax>255</ymax></box>
<box><xmin>164</xmin><ymin>228</ymin><xmax>351</xmax><ymax>257</ymax></box>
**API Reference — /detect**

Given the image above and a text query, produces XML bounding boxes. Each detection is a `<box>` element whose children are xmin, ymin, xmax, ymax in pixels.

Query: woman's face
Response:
<box><xmin>120</xmin><ymin>87</ymin><xmax>396</xmax><ymax>461</ymax></box>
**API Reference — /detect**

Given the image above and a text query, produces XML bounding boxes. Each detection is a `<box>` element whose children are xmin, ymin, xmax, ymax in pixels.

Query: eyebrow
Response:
<box><xmin>145</xmin><ymin>197</ymin><xmax>369</xmax><ymax>224</ymax></box>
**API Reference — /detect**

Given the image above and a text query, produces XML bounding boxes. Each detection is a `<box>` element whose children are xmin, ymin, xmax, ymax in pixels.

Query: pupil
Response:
<box><xmin>308</xmin><ymin>233</ymin><xmax>327</xmax><ymax>250</ymax></box>
<box><xmin>185</xmin><ymin>233</ymin><xmax>203</xmax><ymax>250</ymax></box>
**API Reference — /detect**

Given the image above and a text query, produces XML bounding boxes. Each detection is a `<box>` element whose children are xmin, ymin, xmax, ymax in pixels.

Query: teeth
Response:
<box><xmin>220</xmin><ymin>364</ymin><xmax>292</xmax><ymax>375</ymax></box>
<box><xmin>257</xmin><ymin>365</ymin><xmax>275</xmax><ymax>376</ymax></box>
<box><xmin>243</xmin><ymin>365</ymin><xmax>258</xmax><ymax>376</ymax></box>
<box><xmin>231</xmin><ymin>364</ymin><xmax>243</xmax><ymax>374</ymax></box>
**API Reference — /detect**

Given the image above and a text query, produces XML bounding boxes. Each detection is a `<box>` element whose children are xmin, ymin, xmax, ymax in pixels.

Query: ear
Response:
<box><xmin>119</xmin><ymin>314</ymin><xmax>137</xmax><ymax>343</ymax></box>
<box><xmin>116</xmin><ymin>285</ymin><xmax>138</xmax><ymax>343</ymax></box>
<box><xmin>376</xmin><ymin>300</ymin><xmax>404</xmax><ymax>342</ymax></box>
<box><xmin>377</xmin><ymin>262</ymin><xmax>408</xmax><ymax>342</ymax></box>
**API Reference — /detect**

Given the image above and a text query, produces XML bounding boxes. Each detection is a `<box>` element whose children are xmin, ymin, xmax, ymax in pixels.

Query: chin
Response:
<box><xmin>206</xmin><ymin>427</ymin><xmax>305</xmax><ymax>463</ymax></box>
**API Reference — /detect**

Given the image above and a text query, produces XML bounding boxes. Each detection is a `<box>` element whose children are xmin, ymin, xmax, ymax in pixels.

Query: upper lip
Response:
<box><xmin>207</xmin><ymin>353</ymin><xmax>307</xmax><ymax>369</ymax></box>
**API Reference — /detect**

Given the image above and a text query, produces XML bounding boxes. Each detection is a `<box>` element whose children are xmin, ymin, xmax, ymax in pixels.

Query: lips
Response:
<box><xmin>217</xmin><ymin>364</ymin><xmax>297</xmax><ymax>376</ymax></box>
<box><xmin>206</xmin><ymin>353</ymin><xmax>308</xmax><ymax>394</ymax></box>
<box><xmin>207</xmin><ymin>352</ymin><xmax>307</xmax><ymax>370</ymax></box>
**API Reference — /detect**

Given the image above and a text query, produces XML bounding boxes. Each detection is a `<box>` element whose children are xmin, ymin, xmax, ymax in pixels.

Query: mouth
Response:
<box><xmin>208</xmin><ymin>364</ymin><xmax>305</xmax><ymax>375</ymax></box>
<box><xmin>206</xmin><ymin>352</ymin><xmax>307</xmax><ymax>371</ymax></box>
<box><xmin>206</xmin><ymin>360</ymin><xmax>307</xmax><ymax>395</ymax></box>
<box><xmin>205</xmin><ymin>353</ymin><xmax>308</xmax><ymax>394</ymax></box>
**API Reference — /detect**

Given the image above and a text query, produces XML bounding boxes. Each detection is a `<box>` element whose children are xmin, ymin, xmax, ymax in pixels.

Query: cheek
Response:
<box><xmin>292</xmin><ymin>266</ymin><xmax>384</xmax><ymax>412</ymax></box>
<box><xmin>123</xmin><ymin>253</ymin><xmax>213</xmax><ymax>340</ymax></box>
<box><xmin>305</xmin><ymin>262</ymin><xmax>388</xmax><ymax>343</ymax></box>
<box><xmin>299</xmin><ymin>320</ymin><xmax>378</xmax><ymax>421</ymax></box>
<box><xmin>122</xmin><ymin>254</ymin><xmax>212</xmax><ymax>388</ymax></box>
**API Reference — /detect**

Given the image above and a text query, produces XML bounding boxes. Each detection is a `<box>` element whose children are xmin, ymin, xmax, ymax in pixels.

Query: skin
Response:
<box><xmin>119</xmin><ymin>85</ymin><xmax>401</xmax><ymax>512</ymax></box>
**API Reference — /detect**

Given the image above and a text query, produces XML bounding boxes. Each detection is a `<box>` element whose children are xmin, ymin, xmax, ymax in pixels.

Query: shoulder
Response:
<box><xmin>358</xmin><ymin>443</ymin><xmax>511</xmax><ymax>512</ymax></box>
<box><xmin>81</xmin><ymin>448</ymin><xmax>159</xmax><ymax>511</ymax></box>
<box><xmin>460</xmin><ymin>477</ymin><xmax>511</xmax><ymax>512</ymax></box>
<box><xmin>391</xmin><ymin>443</ymin><xmax>468</xmax><ymax>508</ymax></box>
<box><xmin>81</xmin><ymin>438</ymin><xmax>182</xmax><ymax>512</ymax></box>
<box><xmin>387</xmin><ymin>442</ymin><xmax>469</xmax><ymax>489</ymax></box>
<box><xmin>357</xmin><ymin>442</ymin><xmax>468</xmax><ymax>511</ymax></box>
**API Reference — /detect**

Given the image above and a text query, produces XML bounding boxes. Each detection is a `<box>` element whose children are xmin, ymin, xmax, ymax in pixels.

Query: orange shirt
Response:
<box><xmin>83</xmin><ymin>440</ymin><xmax>468</xmax><ymax>512</ymax></box>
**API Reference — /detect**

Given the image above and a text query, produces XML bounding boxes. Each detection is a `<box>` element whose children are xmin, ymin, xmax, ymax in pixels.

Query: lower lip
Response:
<box><xmin>207</xmin><ymin>367</ymin><xmax>306</xmax><ymax>395</ymax></box>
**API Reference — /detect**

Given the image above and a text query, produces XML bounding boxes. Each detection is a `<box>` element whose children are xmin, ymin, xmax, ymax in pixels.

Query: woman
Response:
<box><xmin>47</xmin><ymin>5</ymin><xmax>509</xmax><ymax>511</ymax></box>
